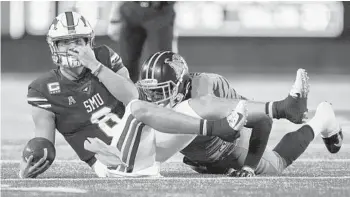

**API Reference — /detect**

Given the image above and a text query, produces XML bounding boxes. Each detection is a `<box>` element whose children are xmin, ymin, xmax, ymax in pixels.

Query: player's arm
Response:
<box><xmin>190</xmin><ymin>95</ymin><xmax>272</xmax><ymax>175</ymax></box>
<box><xmin>129</xmin><ymin>100</ymin><xmax>245</xmax><ymax>142</ymax></box>
<box><xmin>69</xmin><ymin>46</ymin><xmax>139</xmax><ymax>105</ymax></box>
<box><xmin>19</xmin><ymin>106</ymin><xmax>56</xmax><ymax>178</ymax></box>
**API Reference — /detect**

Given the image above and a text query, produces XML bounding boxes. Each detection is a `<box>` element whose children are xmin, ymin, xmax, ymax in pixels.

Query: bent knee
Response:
<box><xmin>247</xmin><ymin>114</ymin><xmax>272</xmax><ymax>131</ymax></box>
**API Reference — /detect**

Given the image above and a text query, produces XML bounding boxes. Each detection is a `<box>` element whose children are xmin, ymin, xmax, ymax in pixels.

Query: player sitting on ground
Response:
<box><xmin>19</xmin><ymin>11</ymin><xmax>138</xmax><ymax>178</ymax></box>
<box><xmin>136</xmin><ymin>51</ymin><xmax>343</xmax><ymax>176</ymax></box>
<box><xmin>19</xmin><ymin>12</ymin><xmax>249</xmax><ymax>178</ymax></box>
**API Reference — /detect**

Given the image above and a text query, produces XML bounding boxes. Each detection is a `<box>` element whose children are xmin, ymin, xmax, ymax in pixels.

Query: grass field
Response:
<box><xmin>1</xmin><ymin>72</ymin><xmax>350</xmax><ymax>196</ymax></box>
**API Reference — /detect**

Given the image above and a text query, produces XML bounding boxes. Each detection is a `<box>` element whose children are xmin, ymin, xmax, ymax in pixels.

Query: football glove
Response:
<box><xmin>84</xmin><ymin>137</ymin><xmax>126</xmax><ymax>168</ymax></box>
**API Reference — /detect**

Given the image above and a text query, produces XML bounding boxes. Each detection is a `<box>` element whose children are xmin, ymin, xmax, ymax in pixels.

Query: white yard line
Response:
<box><xmin>1</xmin><ymin>186</ymin><xmax>87</xmax><ymax>193</ymax></box>
<box><xmin>2</xmin><ymin>176</ymin><xmax>350</xmax><ymax>181</ymax></box>
<box><xmin>1</xmin><ymin>158</ymin><xmax>350</xmax><ymax>163</ymax></box>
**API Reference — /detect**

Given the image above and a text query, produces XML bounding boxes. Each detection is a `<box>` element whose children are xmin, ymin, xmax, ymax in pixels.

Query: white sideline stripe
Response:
<box><xmin>2</xmin><ymin>176</ymin><xmax>350</xmax><ymax>181</ymax></box>
<box><xmin>2</xmin><ymin>159</ymin><xmax>350</xmax><ymax>163</ymax></box>
<box><xmin>1</xmin><ymin>187</ymin><xmax>87</xmax><ymax>193</ymax></box>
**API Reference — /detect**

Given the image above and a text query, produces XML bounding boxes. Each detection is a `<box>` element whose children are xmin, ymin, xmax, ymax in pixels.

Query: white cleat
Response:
<box><xmin>227</xmin><ymin>100</ymin><xmax>248</xmax><ymax>131</ymax></box>
<box><xmin>312</xmin><ymin>102</ymin><xmax>343</xmax><ymax>153</ymax></box>
<box><xmin>289</xmin><ymin>68</ymin><xmax>310</xmax><ymax>98</ymax></box>
<box><xmin>280</xmin><ymin>68</ymin><xmax>309</xmax><ymax>124</ymax></box>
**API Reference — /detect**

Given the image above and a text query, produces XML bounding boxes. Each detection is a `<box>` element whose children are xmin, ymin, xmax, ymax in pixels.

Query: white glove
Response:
<box><xmin>91</xmin><ymin>159</ymin><xmax>108</xmax><ymax>178</ymax></box>
<box><xmin>84</xmin><ymin>137</ymin><xmax>126</xmax><ymax>168</ymax></box>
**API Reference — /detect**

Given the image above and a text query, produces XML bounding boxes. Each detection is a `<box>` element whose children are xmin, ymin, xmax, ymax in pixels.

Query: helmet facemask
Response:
<box><xmin>48</xmin><ymin>36</ymin><xmax>93</xmax><ymax>68</ymax></box>
<box><xmin>137</xmin><ymin>69</ymin><xmax>189</xmax><ymax>108</ymax></box>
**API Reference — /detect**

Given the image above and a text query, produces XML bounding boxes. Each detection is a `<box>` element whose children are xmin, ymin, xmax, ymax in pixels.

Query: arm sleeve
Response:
<box><xmin>107</xmin><ymin>46</ymin><xmax>124</xmax><ymax>73</ymax></box>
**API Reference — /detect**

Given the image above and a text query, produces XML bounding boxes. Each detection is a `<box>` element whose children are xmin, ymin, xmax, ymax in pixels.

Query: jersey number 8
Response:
<box><xmin>90</xmin><ymin>106</ymin><xmax>121</xmax><ymax>137</ymax></box>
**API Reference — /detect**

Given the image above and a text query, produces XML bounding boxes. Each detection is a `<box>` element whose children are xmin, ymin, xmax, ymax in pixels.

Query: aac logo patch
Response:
<box><xmin>47</xmin><ymin>82</ymin><xmax>61</xmax><ymax>94</ymax></box>
<box><xmin>68</xmin><ymin>96</ymin><xmax>76</xmax><ymax>105</ymax></box>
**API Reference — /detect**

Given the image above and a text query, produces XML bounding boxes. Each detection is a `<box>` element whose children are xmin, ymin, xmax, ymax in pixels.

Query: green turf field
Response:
<box><xmin>1</xmin><ymin>72</ymin><xmax>349</xmax><ymax>196</ymax></box>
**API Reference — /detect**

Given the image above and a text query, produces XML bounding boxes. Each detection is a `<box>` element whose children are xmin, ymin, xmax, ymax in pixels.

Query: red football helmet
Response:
<box><xmin>137</xmin><ymin>51</ymin><xmax>191</xmax><ymax>107</ymax></box>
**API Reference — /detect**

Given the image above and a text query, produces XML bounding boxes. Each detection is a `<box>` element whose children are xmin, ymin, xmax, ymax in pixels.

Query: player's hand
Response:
<box><xmin>227</xmin><ymin>166</ymin><xmax>255</xmax><ymax>177</ymax></box>
<box><xmin>107</xmin><ymin>22</ymin><xmax>123</xmax><ymax>42</ymax></box>
<box><xmin>84</xmin><ymin>137</ymin><xmax>126</xmax><ymax>168</ymax></box>
<box><xmin>67</xmin><ymin>46</ymin><xmax>99</xmax><ymax>70</ymax></box>
<box><xmin>210</xmin><ymin>100</ymin><xmax>248</xmax><ymax>142</ymax></box>
<box><xmin>19</xmin><ymin>151</ymin><xmax>50</xmax><ymax>178</ymax></box>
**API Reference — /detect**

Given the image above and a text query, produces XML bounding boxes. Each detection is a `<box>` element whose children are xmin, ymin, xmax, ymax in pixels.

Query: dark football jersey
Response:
<box><xmin>27</xmin><ymin>45</ymin><xmax>125</xmax><ymax>166</ymax></box>
<box><xmin>181</xmin><ymin>72</ymin><xmax>244</xmax><ymax>163</ymax></box>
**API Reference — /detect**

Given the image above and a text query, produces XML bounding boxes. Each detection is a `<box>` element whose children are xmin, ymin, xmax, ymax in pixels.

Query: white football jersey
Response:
<box><xmin>155</xmin><ymin>100</ymin><xmax>197</xmax><ymax>162</ymax></box>
<box><xmin>97</xmin><ymin>99</ymin><xmax>198</xmax><ymax>177</ymax></box>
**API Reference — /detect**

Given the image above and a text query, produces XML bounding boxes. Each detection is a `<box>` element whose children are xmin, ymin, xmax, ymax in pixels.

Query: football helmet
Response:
<box><xmin>137</xmin><ymin>51</ymin><xmax>191</xmax><ymax>107</ymax></box>
<box><xmin>47</xmin><ymin>11</ymin><xmax>95</xmax><ymax>68</ymax></box>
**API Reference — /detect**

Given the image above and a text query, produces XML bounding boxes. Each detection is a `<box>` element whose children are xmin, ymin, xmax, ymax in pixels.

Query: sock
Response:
<box><xmin>307</xmin><ymin>117</ymin><xmax>324</xmax><ymax>138</ymax></box>
<box><xmin>265</xmin><ymin>101</ymin><xmax>284</xmax><ymax>119</ymax></box>
<box><xmin>273</xmin><ymin>125</ymin><xmax>314</xmax><ymax>166</ymax></box>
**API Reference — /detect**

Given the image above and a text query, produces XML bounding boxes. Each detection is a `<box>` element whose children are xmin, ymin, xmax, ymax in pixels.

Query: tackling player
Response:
<box><xmin>84</xmin><ymin>52</ymin><xmax>282</xmax><ymax>177</ymax></box>
<box><xmin>136</xmin><ymin>51</ymin><xmax>343</xmax><ymax>176</ymax></box>
<box><xmin>19</xmin><ymin>12</ymin><xmax>247</xmax><ymax>178</ymax></box>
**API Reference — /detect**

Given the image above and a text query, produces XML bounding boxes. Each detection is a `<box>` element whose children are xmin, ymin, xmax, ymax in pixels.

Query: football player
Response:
<box><xmin>19</xmin><ymin>12</ymin><xmax>248</xmax><ymax>178</ymax></box>
<box><xmin>19</xmin><ymin>11</ymin><xmax>137</xmax><ymax>178</ymax></box>
<box><xmin>135</xmin><ymin>51</ymin><xmax>343</xmax><ymax>177</ymax></box>
<box><xmin>84</xmin><ymin>52</ymin><xmax>276</xmax><ymax>177</ymax></box>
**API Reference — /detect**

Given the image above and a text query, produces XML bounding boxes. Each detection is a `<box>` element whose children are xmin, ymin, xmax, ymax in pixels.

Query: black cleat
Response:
<box><xmin>322</xmin><ymin>130</ymin><xmax>343</xmax><ymax>154</ymax></box>
<box><xmin>275</xmin><ymin>69</ymin><xmax>310</xmax><ymax>124</ymax></box>
<box><xmin>313</xmin><ymin>102</ymin><xmax>343</xmax><ymax>154</ymax></box>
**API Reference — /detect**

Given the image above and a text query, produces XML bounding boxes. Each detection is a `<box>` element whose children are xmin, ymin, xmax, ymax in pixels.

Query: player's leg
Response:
<box><xmin>223</xmin><ymin>127</ymin><xmax>287</xmax><ymax>175</ymax></box>
<box><xmin>118</xmin><ymin>22</ymin><xmax>146</xmax><ymax>83</ymax></box>
<box><xmin>272</xmin><ymin>102</ymin><xmax>343</xmax><ymax>169</ymax></box>
<box><xmin>143</xmin><ymin>3</ymin><xmax>175</xmax><ymax>56</ymax></box>
<box><xmin>186</xmin><ymin>98</ymin><xmax>274</xmax><ymax>176</ymax></box>
<box><xmin>182</xmin><ymin>127</ymin><xmax>283</xmax><ymax>175</ymax></box>
<box><xmin>265</xmin><ymin>68</ymin><xmax>309</xmax><ymax>124</ymax></box>
<box><xmin>227</xmin><ymin>102</ymin><xmax>342</xmax><ymax>176</ymax></box>
<box><xmin>192</xmin><ymin>68</ymin><xmax>309</xmax><ymax>125</ymax></box>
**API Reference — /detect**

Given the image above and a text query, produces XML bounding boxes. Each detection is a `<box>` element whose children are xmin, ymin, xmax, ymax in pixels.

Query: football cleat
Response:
<box><xmin>227</xmin><ymin>166</ymin><xmax>256</xmax><ymax>177</ymax></box>
<box><xmin>314</xmin><ymin>102</ymin><xmax>343</xmax><ymax>154</ymax></box>
<box><xmin>289</xmin><ymin>68</ymin><xmax>310</xmax><ymax>99</ymax></box>
<box><xmin>276</xmin><ymin>68</ymin><xmax>310</xmax><ymax>124</ymax></box>
<box><xmin>322</xmin><ymin>130</ymin><xmax>343</xmax><ymax>154</ymax></box>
